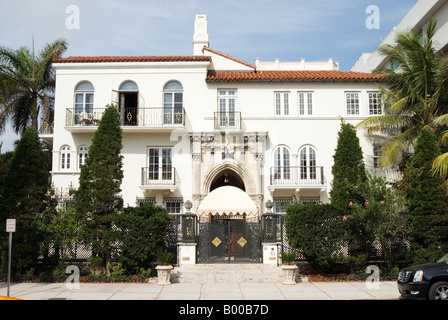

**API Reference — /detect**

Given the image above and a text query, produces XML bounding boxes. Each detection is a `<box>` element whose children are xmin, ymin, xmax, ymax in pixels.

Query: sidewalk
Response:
<box><xmin>0</xmin><ymin>281</ymin><xmax>400</xmax><ymax>300</ymax></box>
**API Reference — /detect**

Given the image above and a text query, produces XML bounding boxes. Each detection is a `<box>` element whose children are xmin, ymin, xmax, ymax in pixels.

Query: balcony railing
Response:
<box><xmin>39</xmin><ymin>119</ymin><xmax>54</xmax><ymax>134</ymax></box>
<box><xmin>270</xmin><ymin>166</ymin><xmax>325</xmax><ymax>187</ymax></box>
<box><xmin>369</xmin><ymin>168</ymin><xmax>402</xmax><ymax>183</ymax></box>
<box><xmin>66</xmin><ymin>107</ymin><xmax>186</xmax><ymax>127</ymax></box>
<box><xmin>214</xmin><ymin>111</ymin><xmax>241</xmax><ymax>130</ymax></box>
<box><xmin>141</xmin><ymin>167</ymin><xmax>176</xmax><ymax>186</ymax></box>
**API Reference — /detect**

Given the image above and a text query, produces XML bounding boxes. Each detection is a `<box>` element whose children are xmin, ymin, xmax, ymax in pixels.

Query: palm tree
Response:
<box><xmin>356</xmin><ymin>19</ymin><xmax>448</xmax><ymax>168</ymax></box>
<box><xmin>0</xmin><ymin>39</ymin><xmax>68</xmax><ymax>135</ymax></box>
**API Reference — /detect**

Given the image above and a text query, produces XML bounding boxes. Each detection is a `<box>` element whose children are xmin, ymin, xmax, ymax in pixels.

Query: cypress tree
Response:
<box><xmin>330</xmin><ymin>120</ymin><xmax>368</xmax><ymax>211</ymax></box>
<box><xmin>401</xmin><ymin>127</ymin><xmax>448</xmax><ymax>264</ymax></box>
<box><xmin>0</xmin><ymin>126</ymin><xmax>50</xmax><ymax>272</ymax></box>
<box><xmin>74</xmin><ymin>105</ymin><xmax>123</xmax><ymax>266</ymax></box>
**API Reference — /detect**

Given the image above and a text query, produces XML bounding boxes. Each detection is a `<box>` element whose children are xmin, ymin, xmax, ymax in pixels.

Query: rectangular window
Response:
<box><xmin>298</xmin><ymin>92</ymin><xmax>313</xmax><ymax>115</ymax></box>
<box><xmin>275</xmin><ymin>92</ymin><xmax>289</xmax><ymax>116</ymax></box>
<box><xmin>373</xmin><ymin>145</ymin><xmax>381</xmax><ymax>169</ymax></box>
<box><xmin>218</xmin><ymin>90</ymin><xmax>237</xmax><ymax>127</ymax></box>
<box><xmin>60</xmin><ymin>147</ymin><xmax>71</xmax><ymax>171</ymax></box>
<box><xmin>368</xmin><ymin>92</ymin><xmax>382</xmax><ymax>115</ymax></box>
<box><xmin>164</xmin><ymin>198</ymin><xmax>183</xmax><ymax>214</ymax></box>
<box><xmin>273</xmin><ymin>197</ymin><xmax>293</xmax><ymax>214</ymax></box>
<box><xmin>148</xmin><ymin>147</ymin><xmax>173</xmax><ymax>182</ymax></box>
<box><xmin>346</xmin><ymin>92</ymin><xmax>360</xmax><ymax>115</ymax></box>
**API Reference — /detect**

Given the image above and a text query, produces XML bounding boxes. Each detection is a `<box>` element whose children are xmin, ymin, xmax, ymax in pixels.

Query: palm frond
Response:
<box><xmin>431</xmin><ymin>152</ymin><xmax>448</xmax><ymax>177</ymax></box>
<box><xmin>378</xmin><ymin>127</ymin><xmax>419</xmax><ymax>167</ymax></box>
<box><xmin>438</xmin><ymin>130</ymin><xmax>448</xmax><ymax>146</ymax></box>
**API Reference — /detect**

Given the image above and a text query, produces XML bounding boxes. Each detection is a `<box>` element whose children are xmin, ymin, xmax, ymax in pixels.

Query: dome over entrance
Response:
<box><xmin>197</xmin><ymin>186</ymin><xmax>258</xmax><ymax>217</ymax></box>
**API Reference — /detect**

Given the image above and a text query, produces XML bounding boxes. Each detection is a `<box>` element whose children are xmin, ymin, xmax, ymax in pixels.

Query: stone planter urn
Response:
<box><xmin>282</xmin><ymin>265</ymin><xmax>298</xmax><ymax>285</ymax></box>
<box><xmin>156</xmin><ymin>265</ymin><xmax>173</xmax><ymax>285</ymax></box>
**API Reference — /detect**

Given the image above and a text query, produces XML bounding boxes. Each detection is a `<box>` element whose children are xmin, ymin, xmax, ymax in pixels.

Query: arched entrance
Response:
<box><xmin>197</xmin><ymin>186</ymin><xmax>260</xmax><ymax>263</ymax></box>
<box><xmin>202</xmin><ymin>161</ymin><xmax>256</xmax><ymax>195</ymax></box>
<box><xmin>210</xmin><ymin>169</ymin><xmax>245</xmax><ymax>192</ymax></box>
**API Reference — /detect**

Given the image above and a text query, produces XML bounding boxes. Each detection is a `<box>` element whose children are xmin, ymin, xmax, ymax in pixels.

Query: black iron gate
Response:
<box><xmin>199</xmin><ymin>217</ymin><xmax>260</xmax><ymax>263</ymax></box>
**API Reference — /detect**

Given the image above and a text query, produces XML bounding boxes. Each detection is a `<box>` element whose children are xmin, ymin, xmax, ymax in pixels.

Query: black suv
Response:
<box><xmin>397</xmin><ymin>253</ymin><xmax>448</xmax><ymax>300</ymax></box>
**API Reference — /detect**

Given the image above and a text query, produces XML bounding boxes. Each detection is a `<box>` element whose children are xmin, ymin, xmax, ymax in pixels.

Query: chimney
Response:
<box><xmin>193</xmin><ymin>14</ymin><xmax>209</xmax><ymax>55</ymax></box>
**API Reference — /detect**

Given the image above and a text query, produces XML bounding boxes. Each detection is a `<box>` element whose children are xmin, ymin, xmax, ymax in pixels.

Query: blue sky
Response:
<box><xmin>0</xmin><ymin>0</ymin><xmax>418</xmax><ymax>152</ymax></box>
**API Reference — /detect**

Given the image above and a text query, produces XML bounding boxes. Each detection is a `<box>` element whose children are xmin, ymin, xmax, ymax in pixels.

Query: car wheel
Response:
<box><xmin>428</xmin><ymin>281</ymin><xmax>448</xmax><ymax>300</ymax></box>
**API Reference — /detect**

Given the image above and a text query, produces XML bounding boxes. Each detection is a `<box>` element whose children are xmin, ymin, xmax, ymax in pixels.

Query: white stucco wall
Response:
<box><xmin>50</xmin><ymin>58</ymin><xmax>383</xmax><ymax>210</ymax></box>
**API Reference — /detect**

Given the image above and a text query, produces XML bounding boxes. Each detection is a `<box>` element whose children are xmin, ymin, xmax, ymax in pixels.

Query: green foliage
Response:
<box><xmin>399</xmin><ymin>127</ymin><xmax>448</xmax><ymax>264</ymax></box>
<box><xmin>280</xmin><ymin>251</ymin><xmax>296</xmax><ymax>265</ymax></box>
<box><xmin>347</xmin><ymin>174</ymin><xmax>408</xmax><ymax>269</ymax></box>
<box><xmin>114</xmin><ymin>204</ymin><xmax>170</xmax><ymax>273</ymax></box>
<box><xmin>74</xmin><ymin>105</ymin><xmax>123</xmax><ymax>266</ymax></box>
<box><xmin>156</xmin><ymin>251</ymin><xmax>175</xmax><ymax>266</ymax></box>
<box><xmin>285</xmin><ymin>202</ymin><xmax>346</xmax><ymax>273</ymax></box>
<box><xmin>330</xmin><ymin>120</ymin><xmax>368</xmax><ymax>212</ymax></box>
<box><xmin>38</xmin><ymin>206</ymin><xmax>79</xmax><ymax>261</ymax></box>
<box><xmin>0</xmin><ymin>127</ymin><xmax>51</xmax><ymax>273</ymax></box>
<box><xmin>107</xmin><ymin>262</ymin><xmax>126</xmax><ymax>276</ymax></box>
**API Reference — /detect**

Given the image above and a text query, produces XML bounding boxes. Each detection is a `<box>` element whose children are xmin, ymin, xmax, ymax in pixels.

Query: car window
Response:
<box><xmin>436</xmin><ymin>253</ymin><xmax>448</xmax><ymax>264</ymax></box>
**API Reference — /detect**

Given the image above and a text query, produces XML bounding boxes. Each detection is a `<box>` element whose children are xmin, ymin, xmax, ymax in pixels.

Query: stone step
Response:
<box><xmin>171</xmin><ymin>264</ymin><xmax>286</xmax><ymax>283</ymax></box>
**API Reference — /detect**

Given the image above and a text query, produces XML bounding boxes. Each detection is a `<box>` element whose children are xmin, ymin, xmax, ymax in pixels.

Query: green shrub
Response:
<box><xmin>285</xmin><ymin>202</ymin><xmax>346</xmax><ymax>273</ymax></box>
<box><xmin>114</xmin><ymin>204</ymin><xmax>170</xmax><ymax>273</ymax></box>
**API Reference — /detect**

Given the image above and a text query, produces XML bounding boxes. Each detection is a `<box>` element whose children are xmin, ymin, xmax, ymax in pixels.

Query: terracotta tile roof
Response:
<box><xmin>54</xmin><ymin>56</ymin><xmax>212</xmax><ymax>64</ymax></box>
<box><xmin>206</xmin><ymin>70</ymin><xmax>387</xmax><ymax>82</ymax></box>
<box><xmin>203</xmin><ymin>47</ymin><xmax>256</xmax><ymax>69</ymax></box>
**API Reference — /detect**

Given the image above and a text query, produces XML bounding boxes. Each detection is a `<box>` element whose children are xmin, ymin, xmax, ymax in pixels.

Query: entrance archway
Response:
<box><xmin>203</xmin><ymin>162</ymin><xmax>256</xmax><ymax>195</ymax></box>
<box><xmin>210</xmin><ymin>169</ymin><xmax>245</xmax><ymax>192</ymax></box>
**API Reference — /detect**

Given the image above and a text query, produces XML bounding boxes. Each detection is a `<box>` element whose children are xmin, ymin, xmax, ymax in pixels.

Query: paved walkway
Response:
<box><xmin>0</xmin><ymin>281</ymin><xmax>400</xmax><ymax>300</ymax></box>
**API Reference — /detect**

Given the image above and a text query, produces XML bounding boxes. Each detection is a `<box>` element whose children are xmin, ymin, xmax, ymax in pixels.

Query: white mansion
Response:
<box><xmin>42</xmin><ymin>15</ymin><xmax>387</xmax><ymax>264</ymax></box>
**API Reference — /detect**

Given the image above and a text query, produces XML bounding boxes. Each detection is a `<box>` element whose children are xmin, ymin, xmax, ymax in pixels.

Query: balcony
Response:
<box><xmin>39</xmin><ymin>119</ymin><xmax>54</xmax><ymax>143</ymax></box>
<box><xmin>140</xmin><ymin>167</ymin><xmax>177</xmax><ymax>191</ymax></box>
<box><xmin>269</xmin><ymin>166</ymin><xmax>326</xmax><ymax>192</ymax></box>
<box><xmin>65</xmin><ymin>107</ymin><xmax>186</xmax><ymax>133</ymax></box>
<box><xmin>214</xmin><ymin>111</ymin><xmax>242</xmax><ymax>130</ymax></box>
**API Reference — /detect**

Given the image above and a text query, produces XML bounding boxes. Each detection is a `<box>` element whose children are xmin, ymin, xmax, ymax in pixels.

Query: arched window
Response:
<box><xmin>78</xmin><ymin>145</ymin><xmax>89</xmax><ymax>170</ymax></box>
<box><xmin>119</xmin><ymin>81</ymin><xmax>139</xmax><ymax>91</ymax></box>
<box><xmin>163</xmin><ymin>81</ymin><xmax>184</xmax><ymax>125</ymax></box>
<box><xmin>273</xmin><ymin>146</ymin><xmax>291</xmax><ymax>182</ymax></box>
<box><xmin>299</xmin><ymin>146</ymin><xmax>317</xmax><ymax>180</ymax></box>
<box><xmin>74</xmin><ymin>81</ymin><xmax>94</xmax><ymax>124</ymax></box>
<box><xmin>60</xmin><ymin>145</ymin><xmax>71</xmax><ymax>171</ymax></box>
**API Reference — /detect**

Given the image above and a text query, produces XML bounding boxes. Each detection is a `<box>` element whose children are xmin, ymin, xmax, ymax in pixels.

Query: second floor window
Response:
<box><xmin>373</xmin><ymin>145</ymin><xmax>381</xmax><ymax>169</ymax></box>
<box><xmin>60</xmin><ymin>145</ymin><xmax>71</xmax><ymax>171</ymax></box>
<box><xmin>275</xmin><ymin>92</ymin><xmax>289</xmax><ymax>116</ymax></box>
<box><xmin>274</xmin><ymin>146</ymin><xmax>291</xmax><ymax>180</ymax></box>
<box><xmin>299</xmin><ymin>146</ymin><xmax>317</xmax><ymax>180</ymax></box>
<box><xmin>148</xmin><ymin>147</ymin><xmax>173</xmax><ymax>181</ymax></box>
<box><xmin>78</xmin><ymin>146</ymin><xmax>89</xmax><ymax>170</ymax></box>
